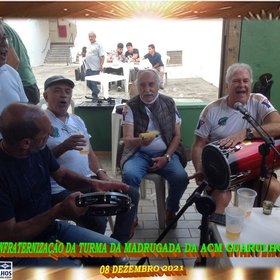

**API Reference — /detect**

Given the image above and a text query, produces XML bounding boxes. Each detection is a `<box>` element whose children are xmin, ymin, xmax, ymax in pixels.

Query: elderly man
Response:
<box><xmin>0</xmin><ymin>22</ymin><xmax>28</xmax><ymax>115</ymax></box>
<box><xmin>43</xmin><ymin>75</ymin><xmax>139</xmax><ymax>242</ymax></box>
<box><xmin>83</xmin><ymin>31</ymin><xmax>105</xmax><ymax>99</ymax></box>
<box><xmin>0</xmin><ymin>103</ymin><xmax>129</xmax><ymax>266</ymax></box>
<box><xmin>192</xmin><ymin>63</ymin><xmax>280</xmax><ymax>223</ymax></box>
<box><xmin>121</xmin><ymin>69</ymin><xmax>190</xmax><ymax>228</ymax></box>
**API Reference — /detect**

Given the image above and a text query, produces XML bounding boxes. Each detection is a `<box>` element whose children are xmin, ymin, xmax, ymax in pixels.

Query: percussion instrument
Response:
<box><xmin>202</xmin><ymin>139</ymin><xmax>280</xmax><ymax>190</ymax></box>
<box><xmin>75</xmin><ymin>192</ymin><xmax>132</xmax><ymax>216</ymax></box>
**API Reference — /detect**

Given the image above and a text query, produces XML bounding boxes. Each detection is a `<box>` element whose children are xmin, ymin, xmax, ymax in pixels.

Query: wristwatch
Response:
<box><xmin>246</xmin><ymin>128</ymin><xmax>254</xmax><ymax>140</ymax></box>
<box><xmin>164</xmin><ymin>154</ymin><xmax>171</xmax><ymax>162</ymax></box>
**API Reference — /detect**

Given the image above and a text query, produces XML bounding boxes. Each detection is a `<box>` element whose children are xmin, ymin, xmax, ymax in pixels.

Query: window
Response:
<box><xmin>166</xmin><ymin>50</ymin><xmax>183</xmax><ymax>66</ymax></box>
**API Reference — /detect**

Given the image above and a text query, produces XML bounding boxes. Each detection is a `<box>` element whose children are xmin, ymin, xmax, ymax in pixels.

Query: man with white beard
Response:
<box><xmin>120</xmin><ymin>69</ymin><xmax>191</xmax><ymax>229</ymax></box>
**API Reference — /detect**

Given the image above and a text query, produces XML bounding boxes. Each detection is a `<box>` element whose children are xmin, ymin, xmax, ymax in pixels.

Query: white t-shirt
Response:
<box><xmin>0</xmin><ymin>64</ymin><xmax>28</xmax><ymax>114</ymax></box>
<box><xmin>195</xmin><ymin>93</ymin><xmax>277</xmax><ymax>142</ymax></box>
<box><xmin>46</xmin><ymin>110</ymin><xmax>93</xmax><ymax>194</ymax></box>
<box><xmin>123</xmin><ymin>105</ymin><xmax>181</xmax><ymax>154</ymax></box>
<box><xmin>85</xmin><ymin>42</ymin><xmax>105</xmax><ymax>71</ymax></box>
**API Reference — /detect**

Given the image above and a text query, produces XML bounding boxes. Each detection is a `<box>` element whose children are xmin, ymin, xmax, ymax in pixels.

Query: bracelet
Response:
<box><xmin>96</xmin><ymin>168</ymin><xmax>107</xmax><ymax>175</ymax></box>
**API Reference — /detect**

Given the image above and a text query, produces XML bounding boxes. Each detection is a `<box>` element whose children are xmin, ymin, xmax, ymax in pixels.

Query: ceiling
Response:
<box><xmin>0</xmin><ymin>1</ymin><xmax>280</xmax><ymax>20</ymax></box>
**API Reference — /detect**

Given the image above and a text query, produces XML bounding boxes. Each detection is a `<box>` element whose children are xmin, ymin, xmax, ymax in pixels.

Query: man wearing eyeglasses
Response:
<box><xmin>0</xmin><ymin>22</ymin><xmax>28</xmax><ymax>117</ymax></box>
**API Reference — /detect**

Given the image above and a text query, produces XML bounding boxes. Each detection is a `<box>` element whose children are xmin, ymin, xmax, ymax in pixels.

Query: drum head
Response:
<box><xmin>202</xmin><ymin>144</ymin><xmax>231</xmax><ymax>190</ymax></box>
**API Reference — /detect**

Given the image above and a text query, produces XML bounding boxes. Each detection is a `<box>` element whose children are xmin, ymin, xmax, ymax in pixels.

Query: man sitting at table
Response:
<box><xmin>125</xmin><ymin>42</ymin><xmax>140</xmax><ymax>63</ymax></box>
<box><xmin>104</xmin><ymin>42</ymin><xmax>126</xmax><ymax>92</ymax></box>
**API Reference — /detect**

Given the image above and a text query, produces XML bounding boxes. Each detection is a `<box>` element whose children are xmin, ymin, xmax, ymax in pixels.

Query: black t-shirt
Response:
<box><xmin>125</xmin><ymin>48</ymin><xmax>139</xmax><ymax>58</ymax></box>
<box><xmin>0</xmin><ymin>146</ymin><xmax>60</xmax><ymax>223</ymax></box>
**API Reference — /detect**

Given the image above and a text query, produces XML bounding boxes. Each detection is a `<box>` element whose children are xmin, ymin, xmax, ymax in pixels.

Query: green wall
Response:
<box><xmin>239</xmin><ymin>20</ymin><xmax>280</xmax><ymax>110</ymax></box>
<box><xmin>75</xmin><ymin>105</ymin><xmax>113</xmax><ymax>151</ymax></box>
<box><xmin>75</xmin><ymin>101</ymin><xmax>207</xmax><ymax>151</ymax></box>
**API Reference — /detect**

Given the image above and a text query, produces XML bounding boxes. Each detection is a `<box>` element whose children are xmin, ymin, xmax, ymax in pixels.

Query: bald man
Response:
<box><xmin>0</xmin><ymin>103</ymin><xmax>128</xmax><ymax>266</ymax></box>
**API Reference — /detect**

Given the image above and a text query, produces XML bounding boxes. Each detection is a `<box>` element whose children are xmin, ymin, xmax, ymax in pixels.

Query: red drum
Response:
<box><xmin>202</xmin><ymin>139</ymin><xmax>280</xmax><ymax>190</ymax></box>
<box><xmin>75</xmin><ymin>192</ymin><xmax>132</xmax><ymax>216</ymax></box>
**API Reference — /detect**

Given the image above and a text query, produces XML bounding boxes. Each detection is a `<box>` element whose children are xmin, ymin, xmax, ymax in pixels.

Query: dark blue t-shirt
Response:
<box><xmin>0</xmin><ymin>146</ymin><xmax>60</xmax><ymax>223</ymax></box>
<box><xmin>144</xmin><ymin>52</ymin><xmax>164</xmax><ymax>67</ymax></box>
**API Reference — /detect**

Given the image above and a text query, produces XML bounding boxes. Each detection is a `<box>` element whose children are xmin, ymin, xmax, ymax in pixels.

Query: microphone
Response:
<box><xmin>234</xmin><ymin>102</ymin><xmax>251</xmax><ymax>116</ymax></box>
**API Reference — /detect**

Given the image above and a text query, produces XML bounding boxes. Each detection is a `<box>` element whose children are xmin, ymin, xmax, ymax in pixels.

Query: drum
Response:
<box><xmin>75</xmin><ymin>192</ymin><xmax>132</xmax><ymax>216</ymax></box>
<box><xmin>202</xmin><ymin>139</ymin><xmax>280</xmax><ymax>190</ymax></box>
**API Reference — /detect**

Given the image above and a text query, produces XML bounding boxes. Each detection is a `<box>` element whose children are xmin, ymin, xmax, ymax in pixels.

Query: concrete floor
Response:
<box><xmin>32</xmin><ymin>63</ymin><xmax>219</xmax><ymax>105</ymax></box>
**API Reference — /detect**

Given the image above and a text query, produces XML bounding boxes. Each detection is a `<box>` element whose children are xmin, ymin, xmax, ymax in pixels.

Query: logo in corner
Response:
<box><xmin>0</xmin><ymin>261</ymin><xmax>13</xmax><ymax>279</ymax></box>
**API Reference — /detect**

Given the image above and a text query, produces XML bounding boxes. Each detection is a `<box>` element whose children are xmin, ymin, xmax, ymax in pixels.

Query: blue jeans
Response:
<box><xmin>86</xmin><ymin>69</ymin><xmax>100</xmax><ymax>98</ymax></box>
<box><xmin>12</xmin><ymin>221</ymin><xmax>128</xmax><ymax>267</ymax></box>
<box><xmin>122</xmin><ymin>151</ymin><xmax>189</xmax><ymax>213</ymax></box>
<box><xmin>52</xmin><ymin>187</ymin><xmax>139</xmax><ymax>244</ymax></box>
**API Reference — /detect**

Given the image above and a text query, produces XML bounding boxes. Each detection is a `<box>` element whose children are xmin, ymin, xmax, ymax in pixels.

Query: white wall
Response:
<box><xmin>74</xmin><ymin>18</ymin><xmax>223</xmax><ymax>86</ymax></box>
<box><xmin>3</xmin><ymin>18</ymin><xmax>223</xmax><ymax>86</ymax></box>
<box><xmin>4</xmin><ymin>19</ymin><xmax>50</xmax><ymax>66</ymax></box>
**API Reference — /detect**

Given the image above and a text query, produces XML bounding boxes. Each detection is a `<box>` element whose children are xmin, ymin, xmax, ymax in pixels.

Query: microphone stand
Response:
<box><xmin>241</xmin><ymin>112</ymin><xmax>280</xmax><ymax>206</ymax></box>
<box><xmin>136</xmin><ymin>181</ymin><xmax>216</xmax><ymax>267</ymax></box>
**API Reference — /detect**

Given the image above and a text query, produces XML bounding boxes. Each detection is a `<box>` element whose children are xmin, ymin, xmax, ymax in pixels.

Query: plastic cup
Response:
<box><xmin>237</xmin><ymin>188</ymin><xmax>257</xmax><ymax>217</ymax></box>
<box><xmin>225</xmin><ymin>207</ymin><xmax>245</xmax><ymax>240</ymax></box>
<box><xmin>115</xmin><ymin>98</ymin><xmax>122</xmax><ymax>105</ymax></box>
<box><xmin>263</xmin><ymin>200</ymin><xmax>273</xmax><ymax>215</ymax></box>
<box><xmin>80</xmin><ymin>135</ymin><xmax>90</xmax><ymax>155</ymax></box>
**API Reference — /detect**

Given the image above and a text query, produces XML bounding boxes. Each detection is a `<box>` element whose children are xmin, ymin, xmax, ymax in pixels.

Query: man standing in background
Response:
<box><xmin>83</xmin><ymin>31</ymin><xmax>105</xmax><ymax>99</ymax></box>
<box><xmin>2</xmin><ymin>20</ymin><xmax>40</xmax><ymax>104</ymax></box>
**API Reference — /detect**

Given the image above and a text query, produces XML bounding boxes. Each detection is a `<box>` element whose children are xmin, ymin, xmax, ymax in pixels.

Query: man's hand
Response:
<box><xmin>219</xmin><ymin>129</ymin><xmax>246</xmax><ymax>148</ymax></box>
<box><xmin>139</xmin><ymin>131</ymin><xmax>159</xmax><ymax>146</ymax></box>
<box><xmin>92</xmin><ymin>180</ymin><xmax>129</xmax><ymax>193</ymax></box>
<box><xmin>58</xmin><ymin>192</ymin><xmax>88</xmax><ymax>219</ymax></box>
<box><xmin>190</xmin><ymin>171</ymin><xmax>205</xmax><ymax>186</ymax></box>
<box><xmin>148</xmin><ymin>156</ymin><xmax>166</xmax><ymax>172</ymax></box>
<box><xmin>63</xmin><ymin>135</ymin><xmax>87</xmax><ymax>151</ymax></box>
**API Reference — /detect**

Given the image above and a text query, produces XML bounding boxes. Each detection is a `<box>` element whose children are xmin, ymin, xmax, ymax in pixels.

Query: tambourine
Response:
<box><xmin>75</xmin><ymin>191</ymin><xmax>132</xmax><ymax>216</ymax></box>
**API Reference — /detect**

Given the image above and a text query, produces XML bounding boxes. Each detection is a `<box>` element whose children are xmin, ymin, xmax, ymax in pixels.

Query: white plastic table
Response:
<box><xmin>85</xmin><ymin>73</ymin><xmax>127</xmax><ymax>99</ymax></box>
<box><xmin>208</xmin><ymin>207</ymin><xmax>280</xmax><ymax>267</ymax></box>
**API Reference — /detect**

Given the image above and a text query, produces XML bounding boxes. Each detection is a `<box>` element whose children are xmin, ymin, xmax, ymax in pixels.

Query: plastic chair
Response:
<box><xmin>141</xmin><ymin>173</ymin><xmax>167</xmax><ymax>229</ymax></box>
<box><xmin>111</xmin><ymin>105</ymin><xmax>167</xmax><ymax>229</ymax></box>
